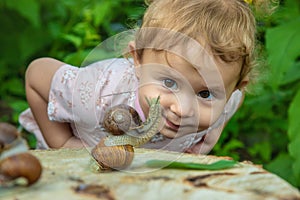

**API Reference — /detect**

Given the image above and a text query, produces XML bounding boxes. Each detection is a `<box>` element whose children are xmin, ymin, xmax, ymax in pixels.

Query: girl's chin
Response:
<box><xmin>159</xmin><ymin>127</ymin><xmax>190</xmax><ymax>139</ymax></box>
<box><xmin>159</xmin><ymin>126</ymin><xmax>206</xmax><ymax>139</ymax></box>
<box><xmin>159</xmin><ymin>128</ymin><xmax>178</xmax><ymax>139</ymax></box>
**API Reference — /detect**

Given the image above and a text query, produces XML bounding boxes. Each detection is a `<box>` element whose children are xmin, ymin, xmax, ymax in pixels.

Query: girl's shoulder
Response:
<box><xmin>62</xmin><ymin>58</ymin><xmax>136</xmax><ymax>85</ymax></box>
<box><xmin>81</xmin><ymin>58</ymin><xmax>134</xmax><ymax>71</ymax></box>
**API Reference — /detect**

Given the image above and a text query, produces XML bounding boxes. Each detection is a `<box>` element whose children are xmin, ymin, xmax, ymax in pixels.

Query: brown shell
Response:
<box><xmin>0</xmin><ymin>152</ymin><xmax>42</xmax><ymax>186</ymax></box>
<box><xmin>91</xmin><ymin>144</ymin><xmax>134</xmax><ymax>170</ymax></box>
<box><xmin>103</xmin><ymin>104</ymin><xmax>142</xmax><ymax>135</ymax></box>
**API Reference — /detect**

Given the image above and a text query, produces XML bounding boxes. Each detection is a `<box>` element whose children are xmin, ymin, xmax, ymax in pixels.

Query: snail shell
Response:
<box><xmin>103</xmin><ymin>104</ymin><xmax>142</xmax><ymax>135</ymax></box>
<box><xmin>92</xmin><ymin>97</ymin><xmax>161</xmax><ymax>170</ymax></box>
<box><xmin>0</xmin><ymin>122</ymin><xmax>19</xmax><ymax>152</ymax></box>
<box><xmin>91</xmin><ymin>142</ymin><xmax>134</xmax><ymax>170</ymax></box>
<box><xmin>0</xmin><ymin>152</ymin><xmax>42</xmax><ymax>186</ymax></box>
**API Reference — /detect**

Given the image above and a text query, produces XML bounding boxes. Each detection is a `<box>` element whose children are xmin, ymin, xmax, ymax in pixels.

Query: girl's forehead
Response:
<box><xmin>141</xmin><ymin>49</ymin><xmax>220</xmax><ymax>75</ymax></box>
<box><xmin>135</xmin><ymin>27</ymin><xmax>243</xmax><ymax>78</ymax></box>
<box><xmin>141</xmin><ymin>50</ymin><xmax>215</xmax><ymax>81</ymax></box>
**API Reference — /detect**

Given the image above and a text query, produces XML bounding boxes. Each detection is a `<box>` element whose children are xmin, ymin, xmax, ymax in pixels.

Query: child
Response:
<box><xmin>19</xmin><ymin>0</ymin><xmax>260</xmax><ymax>154</ymax></box>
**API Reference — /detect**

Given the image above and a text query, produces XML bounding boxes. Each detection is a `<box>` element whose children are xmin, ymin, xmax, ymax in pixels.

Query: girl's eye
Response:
<box><xmin>163</xmin><ymin>78</ymin><xmax>178</xmax><ymax>90</ymax></box>
<box><xmin>198</xmin><ymin>90</ymin><xmax>213</xmax><ymax>100</ymax></box>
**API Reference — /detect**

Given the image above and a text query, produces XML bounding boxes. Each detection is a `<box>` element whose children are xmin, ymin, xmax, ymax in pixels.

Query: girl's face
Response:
<box><xmin>133</xmin><ymin>49</ymin><xmax>246</xmax><ymax>139</ymax></box>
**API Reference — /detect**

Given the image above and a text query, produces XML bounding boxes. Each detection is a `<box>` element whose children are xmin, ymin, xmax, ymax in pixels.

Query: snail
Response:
<box><xmin>91</xmin><ymin>144</ymin><xmax>134</xmax><ymax>170</ymax></box>
<box><xmin>0</xmin><ymin>122</ymin><xmax>19</xmax><ymax>154</ymax></box>
<box><xmin>0</xmin><ymin>153</ymin><xmax>42</xmax><ymax>186</ymax></box>
<box><xmin>0</xmin><ymin>122</ymin><xmax>42</xmax><ymax>186</ymax></box>
<box><xmin>91</xmin><ymin>97</ymin><xmax>161</xmax><ymax>170</ymax></box>
<box><xmin>102</xmin><ymin>104</ymin><xmax>142</xmax><ymax>135</ymax></box>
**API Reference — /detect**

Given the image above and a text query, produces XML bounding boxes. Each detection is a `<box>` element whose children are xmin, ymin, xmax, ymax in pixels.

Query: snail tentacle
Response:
<box><xmin>104</xmin><ymin>97</ymin><xmax>161</xmax><ymax>147</ymax></box>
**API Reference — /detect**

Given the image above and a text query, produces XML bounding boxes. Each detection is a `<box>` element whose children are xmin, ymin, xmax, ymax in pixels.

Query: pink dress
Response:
<box><xmin>19</xmin><ymin>58</ymin><xmax>242</xmax><ymax>152</ymax></box>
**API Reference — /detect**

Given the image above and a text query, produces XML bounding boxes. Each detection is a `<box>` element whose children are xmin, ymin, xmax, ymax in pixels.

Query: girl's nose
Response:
<box><xmin>170</xmin><ymin>98</ymin><xmax>195</xmax><ymax>118</ymax></box>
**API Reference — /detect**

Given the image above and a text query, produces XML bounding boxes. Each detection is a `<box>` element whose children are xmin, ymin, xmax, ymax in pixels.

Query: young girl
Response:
<box><xmin>19</xmin><ymin>0</ymin><xmax>259</xmax><ymax>154</ymax></box>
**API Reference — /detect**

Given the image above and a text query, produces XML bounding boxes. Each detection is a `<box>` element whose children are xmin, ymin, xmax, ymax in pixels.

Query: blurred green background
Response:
<box><xmin>0</xmin><ymin>0</ymin><xmax>299</xmax><ymax>189</ymax></box>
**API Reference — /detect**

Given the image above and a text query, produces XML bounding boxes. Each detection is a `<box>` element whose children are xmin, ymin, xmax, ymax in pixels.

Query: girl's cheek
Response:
<box><xmin>197</xmin><ymin>107</ymin><xmax>214</xmax><ymax>130</ymax></box>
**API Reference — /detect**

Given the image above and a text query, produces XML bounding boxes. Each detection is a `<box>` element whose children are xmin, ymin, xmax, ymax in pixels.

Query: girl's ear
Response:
<box><xmin>236</xmin><ymin>75</ymin><xmax>249</xmax><ymax>91</ymax></box>
<box><xmin>128</xmin><ymin>41</ymin><xmax>141</xmax><ymax>66</ymax></box>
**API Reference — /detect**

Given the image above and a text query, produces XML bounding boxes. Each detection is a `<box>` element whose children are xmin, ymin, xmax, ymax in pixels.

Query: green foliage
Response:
<box><xmin>265</xmin><ymin>0</ymin><xmax>300</xmax><ymax>188</ymax></box>
<box><xmin>213</xmin><ymin>0</ymin><xmax>300</xmax><ymax>188</ymax></box>
<box><xmin>0</xmin><ymin>0</ymin><xmax>145</xmax><ymax>124</ymax></box>
<box><xmin>288</xmin><ymin>89</ymin><xmax>300</xmax><ymax>186</ymax></box>
<box><xmin>266</xmin><ymin>17</ymin><xmax>300</xmax><ymax>88</ymax></box>
<box><xmin>0</xmin><ymin>0</ymin><xmax>145</xmax><ymax>148</ymax></box>
<box><xmin>146</xmin><ymin>159</ymin><xmax>237</xmax><ymax>170</ymax></box>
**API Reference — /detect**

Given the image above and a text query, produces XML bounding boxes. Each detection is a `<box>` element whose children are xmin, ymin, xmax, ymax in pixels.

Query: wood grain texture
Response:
<box><xmin>0</xmin><ymin>148</ymin><xmax>299</xmax><ymax>200</ymax></box>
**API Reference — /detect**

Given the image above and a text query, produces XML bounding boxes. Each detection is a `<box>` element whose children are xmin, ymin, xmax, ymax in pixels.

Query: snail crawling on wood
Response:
<box><xmin>91</xmin><ymin>97</ymin><xmax>161</xmax><ymax>170</ymax></box>
<box><xmin>0</xmin><ymin>122</ymin><xmax>42</xmax><ymax>186</ymax></box>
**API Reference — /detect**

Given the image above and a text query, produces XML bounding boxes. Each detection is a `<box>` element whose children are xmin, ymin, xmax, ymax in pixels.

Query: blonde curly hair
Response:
<box><xmin>134</xmin><ymin>0</ymin><xmax>276</xmax><ymax>86</ymax></box>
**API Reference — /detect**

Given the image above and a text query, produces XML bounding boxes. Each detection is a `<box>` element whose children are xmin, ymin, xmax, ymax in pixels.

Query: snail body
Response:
<box><xmin>103</xmin><ymin>97</ymin><xmax>162</xmax><ymax>147</ymax></box>
<box><xmin>92</xmin><ymin>97</ymin><xmax>161</xmax><ymax>170</ymax></box>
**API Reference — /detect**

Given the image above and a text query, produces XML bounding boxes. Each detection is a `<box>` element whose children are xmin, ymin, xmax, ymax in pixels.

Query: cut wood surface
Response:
<box><xmin>1</xmin><ymin>148</ymin><xmax>299</xmax><ymax>200</ymax></box>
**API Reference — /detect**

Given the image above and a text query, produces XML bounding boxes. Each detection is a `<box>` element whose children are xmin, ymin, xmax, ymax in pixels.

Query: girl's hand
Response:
<box><xmin>62</xmin><ymin>136</ymin><xmax>86</xmax><ymax>148</ymax></box>
<box><xmin>185</xmin><ymin>123</ymin><xmax>224</xmax><ymax>154</ymax></box>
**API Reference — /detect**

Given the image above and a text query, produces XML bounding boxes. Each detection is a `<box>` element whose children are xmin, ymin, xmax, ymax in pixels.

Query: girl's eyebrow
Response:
<box><xmin>155</xmin><ymin>66</ymin><xmax>182</xmax><ymax>78</ymax></box>
<box><xmin>208</xmin><ymin>86</ymin><xmax>224</xmax><ymax>94</ymax></box>
<box><xmin>199</xmin><ymin>79</ymin><xmax>224</xmax><ymax>91</ymax></box>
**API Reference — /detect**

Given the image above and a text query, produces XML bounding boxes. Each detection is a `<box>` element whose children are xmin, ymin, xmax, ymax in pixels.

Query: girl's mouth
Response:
<box><xmin>165</xmin><ymin>118</ymin><xmax>180</xmax><ymax>131</ymax></box>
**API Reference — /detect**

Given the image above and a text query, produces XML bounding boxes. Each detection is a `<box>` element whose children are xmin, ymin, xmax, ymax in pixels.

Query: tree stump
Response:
<box><xmin>1</xmin><ymin>148</ymin><xmax>299</xmax><ymax>200</ymax></box>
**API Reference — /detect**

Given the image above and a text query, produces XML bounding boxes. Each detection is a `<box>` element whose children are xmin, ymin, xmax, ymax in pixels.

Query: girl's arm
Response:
<box><xmin>25</xmin><ymin>57</ymin><xmax>80</xmax><ymax>148</ymax></box>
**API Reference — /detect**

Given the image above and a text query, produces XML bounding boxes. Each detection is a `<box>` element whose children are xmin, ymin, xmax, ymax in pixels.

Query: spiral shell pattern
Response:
<box><xmin>103</xmin><ymin>104</ymin><xmax>142</xmax><ymax>135</ymax></box>
<box><xmin>103</xmin><ymin>97</ymin><xmax>161</xmax><ymax>147</ymax></box>
<box><xmin>91</xmin><ymin>144</ymin><xmax>134</xmax><ymax>170</ymax></box>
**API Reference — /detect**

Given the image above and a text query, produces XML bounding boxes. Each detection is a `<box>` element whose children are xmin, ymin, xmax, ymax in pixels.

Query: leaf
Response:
<box><xmin>9</xmin><ymin>100</ymin><xmax>28</xmax><ymax>113</ymax></box>
<box><xmin>93</xmin><ymin>2</ymin><xmax>112</xmax><ymax>26</ymax></box>
<box><xmin>288</xmin><ymin>89</ymin><xmax>300</xmax><ymax>140</ymax></box>
<box><xmin>265</xmin><ymin>153</ymin><xmax>297</xmax><ymax>187</ymax></box>
<box><xmin>146</xmin><ymin>159</ymin><xmax>237</xmax><ymax>170</ymax></box>
<box><xmin>222</xmin><ymin>139</ymin><xmax>244</xmax><ymax>152</ymax></box>
<box><xmin>249</xmin><ymin>141</ymin><xmax>272</xmax><ymax>162</ymax></box>
<box><xmin>288</xmin><ymin>137</ymin><xmax>300</xmax><ymax>187</ymax></box>
<box><xmin>288</xmin><ymin>88</ymin><xmax>300</xmax><ymax>187</ymax></box>
<box><xmin>265</xmin><ymin>17</ymin><xmax>300</xmax><ymax>89</ymax></box>
<box><xmin>4</xmin><ymin>78</ymin><xmax>25</xmax><ymax>96</ymax></box>
<box><xmin>8</xmin><ymin>100</ymin><xmax>28</xmax><ymax>124</ymax></box>
<box><xmin>5</xmin><ymin>0</ymin><xmax>40</xmax><ymax>27</ymax></box>
<box><xmin>61</xmin><ymin>34</ymin><xmax>82</xmax><ymax>48</ymax></box>
<box><xmin>281</xmin><ymin>61</ymin><xmax>300</xmax><ymax>85</ymax></box>
<box><xmin>272</xmin><ymin>0</ymin><xmax>300</xmax><ymax>24</ymax></box>
<box><xmin>63</xmin><ymin>50</ymin><xmax>90</xmax><ymax>66</ymax></box>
